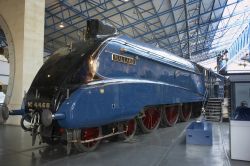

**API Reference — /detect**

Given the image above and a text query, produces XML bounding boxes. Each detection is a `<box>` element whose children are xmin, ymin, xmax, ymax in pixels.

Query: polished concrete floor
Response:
<box><xmin>0</xmin><ymin>121</ymin><xmax>249</xmax><ymax>166</ymax></box>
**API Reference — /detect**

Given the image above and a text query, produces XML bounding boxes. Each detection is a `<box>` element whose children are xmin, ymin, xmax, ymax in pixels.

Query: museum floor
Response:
<box><xmin>0</xmin><ymin>121</ymin><xmax>249</xmax><ymax>166</ymax></box>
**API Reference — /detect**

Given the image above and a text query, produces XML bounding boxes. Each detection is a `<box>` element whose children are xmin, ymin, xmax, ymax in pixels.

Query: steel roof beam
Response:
<box><xmin>195</xmin><ymin>0</ymin><xmax>202</xmax><ymax>54</ymax></box>
<box><xmin>47</xmin><ymin>0</ymin><xmax>159</xmax><ymax>42</ymax></box>
<box><xmin>45</xmin><ymin>0</ymin><xmax>145</xmax><ymax>40</ymax></box>
<box><xmin>45</xmin><ymin>0</ymin><xmax>151</xmax><ymax>30</ymax></box>
<box><xmin>126</xmin><ymin>1</ymin><xmax>160</xmax><ymax>44</ymax></box>
<box><xmin>45</xmin><ymin>9</ymin><xmax>80</xmax><ymax>41</ymax></box>
<box><xmin>46</xmin><ymin>0</ymin><xmax>113</xmax><ymax>31</ymax></box>
<box><xmin>183</xmin><ymin>0</ymin><xmax>190</xmax><ymax>58</ymax></box>
<box><xmin>119</xmin><ymin>0</ymin><xmax>201</xmax><ymax>31</ymax></box>
<box><xmin>86</xmin><ymin>0</ymin><xmax>151</xmax><ymax>43</ymax></box>
<box><xmin>45</xmin><ymin>8</ymin><xmax>81</xmax><ymax>32</ymax></box>
<box><xmin>150</xmin><ymin>0</ymin><xmax>174</xmax><ymax>52</ymax></box>
<box><xmin>198</xmin><ymin>2</ymin><xmax>240</xmax><ymax>60</ymax></box>
<box><xmin>45</xmin><ymin>0</ymin><xmax>106</xmax><ymax>19</ymax></box>
<box><xmin>210</xmin><ymin>2</ymin><xmax>239</xmax><ymax>50</ymax></box>
<box><xmin>168</xmin><ymin>0</ymin><xmax>184</xmax><ymax>57</ymax></box>
<box><xmin>46</xmin><ymin>1</ymin><xmax>61</xmax><ymax>11</ymax></box>
<box><xmin>150</xmin><ymin>8</ymin><xmax>249</xmax><ymax>46</ymax></box>
<box><xmin>107</xmin><ymin>0</ymin><xmax>150</xmax><ymax>42</ymax></box>
<box><xmin>134</xmin><ymin>0</ymin><xmax>239</xmax><ymax>39</ymax></box>
<box><xmin>202</xmin><ymin>0</ymin><xmax>220</xmax><ymax>52</ymax></box>
<box><xmin>161</xmin><ymin>18</ymin><xmax>250</xmax><ymax>49</ymax></box>
<box><xmin>45</xmin><ymin>0</ymin><xmax>200</xmax><ymax>40</ymax></box>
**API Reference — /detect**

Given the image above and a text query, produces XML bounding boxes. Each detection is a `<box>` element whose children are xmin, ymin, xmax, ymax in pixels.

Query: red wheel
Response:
<box><xmin>161</xmin><ymin>105</ymin><xmax>180</xmax><ymax>127</ymax></box>
<box><xmin>121</xmin><ymin>119</ymin><xmax>137</xmax><ymax>140</ymax></box>
<box><xmin>180</xmin><ymin>104</ymin><xmax>192</xmax><ymax>122</ymax></box>
<box><xmin>74</xmin><ymin>127</ymin><xmax>102</xmax><ymax>152</ymax></box>
<box><xmin>137</xmin><ymin>107</ymin><xmax>161</xmax><ymax>133</ymax></box>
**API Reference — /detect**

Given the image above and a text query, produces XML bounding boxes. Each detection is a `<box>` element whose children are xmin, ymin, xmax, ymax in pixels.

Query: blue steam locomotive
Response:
<box><xmin>20</xmin><ymin>20</ymin><xmax>222</xmax><ymax>152</ymax></box>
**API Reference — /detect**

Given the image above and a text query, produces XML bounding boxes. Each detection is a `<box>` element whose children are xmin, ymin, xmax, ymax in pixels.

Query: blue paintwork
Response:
<box><xmin>57</xmin><ymin>79</ymin><xmax>204</xmax><ymax>128</ymax></box>
<box><xmin>56</xmin><ymin>35</ymin><xmax>206</xmax><ymax>128</ymax></box>
<box><xmin>186</xmin><ymin>121</ymin><xmax>213</xmax><ymax>145</ymax></box>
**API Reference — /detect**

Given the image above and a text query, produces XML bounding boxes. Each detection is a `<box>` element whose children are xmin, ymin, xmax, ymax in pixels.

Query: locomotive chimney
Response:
<box><xmin>85</xmin><ymin>19</ymin><xmax>118</xmax><ymax>40</ymax></box>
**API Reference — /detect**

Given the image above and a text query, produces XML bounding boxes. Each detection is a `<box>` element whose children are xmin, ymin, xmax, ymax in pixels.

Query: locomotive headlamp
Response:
<box><xmin>41</xmin><ymin>109</ymin><xmax>65</xmax><ymax>127</ymax></box>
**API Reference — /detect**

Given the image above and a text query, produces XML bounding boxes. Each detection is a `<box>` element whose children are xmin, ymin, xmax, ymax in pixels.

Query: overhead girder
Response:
<box><xmin>149</xmin><ymin>8</ymin><xmax>249</xmax><ymax>52</ymax></box>
<box><xmin>44</xmin><ymin>0</ymin><xmax>246</xmax><ymax>61</ymax></box>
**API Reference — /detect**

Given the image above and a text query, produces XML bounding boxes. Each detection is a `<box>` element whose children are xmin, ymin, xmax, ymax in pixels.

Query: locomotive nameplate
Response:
<box><xmin>112</xmin><ymin>53</ymin><xmax>136</xmax><ymax>65</ymax></box>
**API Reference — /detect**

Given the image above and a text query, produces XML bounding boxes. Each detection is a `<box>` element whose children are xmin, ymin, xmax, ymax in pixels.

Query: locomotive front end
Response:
<box><xmin>21</xmin><ymin>19</ymin><xmax>117</xmax><ymax>146</ymax></box>
<box><xmin>23</xmin><ymin>44</ymin><xmax>95</xmax><ymax>145</ymax></box>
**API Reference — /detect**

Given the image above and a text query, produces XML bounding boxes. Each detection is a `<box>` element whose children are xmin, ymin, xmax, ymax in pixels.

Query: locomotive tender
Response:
<box><xmin>22</xmin><ymin>20</ymin><xmax>213</xmax><ymax>152</ymax></box>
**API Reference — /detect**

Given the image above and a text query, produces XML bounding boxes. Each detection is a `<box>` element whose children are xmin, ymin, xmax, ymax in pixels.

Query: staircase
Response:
<box><xmin>204</xmin><ymin>98</ymin><xmax>223</xmax><ymax>122</ymax></box>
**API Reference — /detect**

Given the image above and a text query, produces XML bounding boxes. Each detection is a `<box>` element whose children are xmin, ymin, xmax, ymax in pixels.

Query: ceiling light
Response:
<box><xmin>59</xmin><ymin>22</ymin><xmax>64</xmax><ymax>28</ymax></box>
<box><xmin>122</xmin><ymin>0</ymin><xmax>129</xmax><ymax>2</ymax></box>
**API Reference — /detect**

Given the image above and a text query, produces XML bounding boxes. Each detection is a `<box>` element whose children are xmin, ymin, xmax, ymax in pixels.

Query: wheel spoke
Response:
<box><xmin>74</xmin><ymin>127</ymin><xmax>102</xmax><ymax>152</ymax></box>
<box><xmin>180</xmin><ymin>104</ymin><xmax>192</xmax><ymax>122</ymax></box>
<box><xmin>138</xmin><ymin>107</ymin><xmax>161</xmax><ymax>133</ymax></box>
<box><xmin>161</xmin><ymin>105</ymin><xmax>180</xmax><ymax>127</ymax></box>
<box><xmin>121</xmin><ymin>118</ymin><xmax>137</xmax><ymax>140</ymax></box>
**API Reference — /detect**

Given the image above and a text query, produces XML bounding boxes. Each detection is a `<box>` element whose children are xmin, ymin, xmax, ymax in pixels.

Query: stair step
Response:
<box><xmin>205</xmin><ymin>117</ymin><xmax>221</xmax><ymax>120</ymax></box>
<box><xmin>207</xmin><ymin>100</ymin><xmax>222</xmax><ymax>102</ymax></box>
<box><xmin>204</xmin><ymin>117</ymin><xmax>221</xmax><ymax>121</ymax></box>
<box><xmin>205</xmin><ymin>119</ymin><xmax>221</xmax><ymax>122</ymax></box>
<box><xmin>208</xmin><ymin>98</ymin><xmax>223</xmax><ymax>100</ymax></box>
<box><xmin>205</xmin><ymin>110</ymin><xmax>221</xmax><ymax>112</ymax></box>
<box><xmin>206</xmin><ymin>105</ymin><xmax>221</xmax><ymax>108</ymax></box>
<box><xmin>205</xmin><ymin>117</ymin><xmax>221</xmax><ymax>119</ymax></box>
<box><xmin>205</xmin><ymin>111</ymin><xmax>221</xmax><ymax>114</ymax></box>
<box><xmin>206</xmin><ymin>104</ymin><xmax>221</xmax><ymax>107</ymax></box>
<box><xmin>207</xmin><ymin>99</ymin><xmax>222</xmax><ymax>101</ymax></box>
<box><xmin>207</xmin><ymin>100</ymin><xmax>222</xmax><ymax>103</ymax></box>
<box><xmin>203</xmin><ymin>98</ymin><xmax>223</xmax><ymax>122</ymax></box>
<box><xmin>207</xmin><ymin>101</ymin><xmax>222</xmax><ymax>104</ymax></box>
<box><xmin>205</xmin><ymin>113</ymin><xmax>221</xmax><ymax>116</ymax></box>
<box><xmin>205</xmin><ymin>107</ymin><xmax>221</xmax><ymax>110</ymax></box>
<box><xmin>205</xmin><ymin>116</ymin><xmax>221</xmax><ymax>118</ymax></box>
<box><xmin>206</xmin><ymin>111</ymin><xmax>222</xmax><ymax>113</ymax></box>
<box><xmin>206</xmin><ymin>106</ymin><xmax>221</xmax><ymax>109</ymax></box>
<box><xmin>206</xmin><ymin>110</ymin><xmax>221</xmax><ymax>112</ymax></box>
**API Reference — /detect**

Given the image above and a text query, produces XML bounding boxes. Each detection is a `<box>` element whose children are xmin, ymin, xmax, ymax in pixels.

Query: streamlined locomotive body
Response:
<box><xmin>20</xmin><ymin>20</ymin><xmax>220</xmax><ymax>152</ymax></box>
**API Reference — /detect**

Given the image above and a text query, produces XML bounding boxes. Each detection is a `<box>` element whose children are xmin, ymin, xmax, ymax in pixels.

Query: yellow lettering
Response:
<box><xmin>46</xmin><ymin>103</ymin><xmax>50</xmax><ymax>109</ymax></box>
<box><xmin>112</xmin><ymin>54</ymin><xmax>136</xmax><ymax>65</ymax></box>
<box><xmin>27</xmin><ymin>102</ymin><xmax>33</xmax><ymax>108</ymax></box>
<box><xmin>42</xmin><ymin>103</ymin><xmax>45</xmax><ymax>108</ymax></box>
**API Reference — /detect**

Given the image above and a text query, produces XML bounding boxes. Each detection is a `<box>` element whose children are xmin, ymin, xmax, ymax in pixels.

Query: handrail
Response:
<box><xmin>201</xmin><ymin>88</ymin><xmax>208</xmax><ymax>118</ymax></box>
